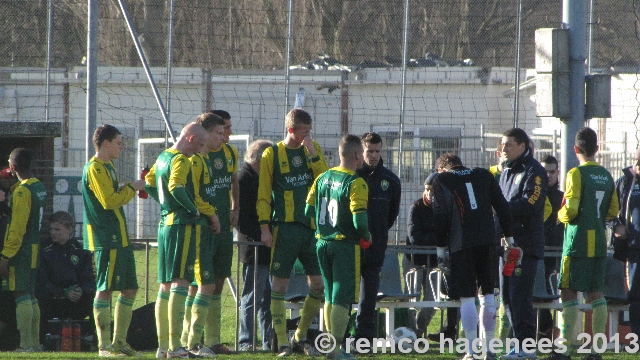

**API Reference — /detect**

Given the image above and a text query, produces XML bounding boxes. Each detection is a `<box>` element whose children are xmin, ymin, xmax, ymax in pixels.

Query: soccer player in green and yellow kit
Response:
<box><xmin>544</xmin><ymin>127</ymin><xmax>619</xmax><ymax>360</ymax></box>
<box><xmin>145</xmin><ymin>122</ymin><xmax>210</xmax><ymax>358</ymax></box>
<box><xmin>0</xmin><ymin>148</ymin><xmax>46</xmax><ymax>352</ymax></box>
<box><xmin>257</xmin><ymin>108</ymin><xmax>328</xmax><ymax>356</ymax></box>
<box><xmin>198</xmin><ymin>111</ymin><xmax>239</xmax><ymax>354</ymax></box>
<box><xmin>82</xmin><ymin>125</ymin><xmax>146</xmax><ymax>357</ymax></box>
<box><xmin>306</xmin><ymin>134</ymin><xmax>370</xmax><ymax>360</ymax></box>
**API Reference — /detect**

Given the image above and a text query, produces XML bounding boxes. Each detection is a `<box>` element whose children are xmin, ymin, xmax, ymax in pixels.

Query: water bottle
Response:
<box><xmin>502</xmin><ymin>247</ymin><xmax>522</xmax><ymax>277</ymax></box>
<box><xmin>60</xmin><ymin>320</ymin><xmax>73</xmax><ymax>352</ymax></box>
<box><xmin>138</xmin><ymin>166</ymin><xmax>150</xmax><ymax>198</ymax></box>
<box><xmin>72</xmin><ymin>322</ymin><xmax>82</xmax><ymax>352</ymax></box>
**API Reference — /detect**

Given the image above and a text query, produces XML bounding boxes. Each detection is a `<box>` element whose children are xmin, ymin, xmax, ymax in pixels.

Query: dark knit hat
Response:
<box><xmin>424</xmin><ymin>172</ymin><xmax>438</xmax><ymax>186</ymax></box>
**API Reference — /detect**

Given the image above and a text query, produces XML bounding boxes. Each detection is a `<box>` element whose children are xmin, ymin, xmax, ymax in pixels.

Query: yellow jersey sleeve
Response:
<box><xmin>168</xmin><ymin>154</ymin><xmax>191</xmax><ymax>192</ymax></box>
<box><xmin>87</xmin><ymin>161</ymin><xmax>135</xmax><ymax>210</ymax></box>
<box><xmin>1</xmin><ymin>184</ymin><xmax>31</xmax><ymax>259</ymax></box>
<box><xmin>257</xmin><ymin>146</ymin><xmax>275</xmax><ymax>224</ymax></box>
<box><xmin>190</xmin><ymin>153</ymin><xmax>216</xmax><ymax>217</ymax></box>
<box><xmin>558</xmin><ymin>167</ymin><xmax>581</xmax><ymax>223</ymax></box>
<box><xmin>350</xmin><ymin>177</ymin><xmax>369</xmax><ymax>214</ymax></box>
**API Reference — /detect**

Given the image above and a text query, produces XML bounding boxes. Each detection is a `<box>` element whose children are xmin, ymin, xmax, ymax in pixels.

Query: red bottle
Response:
<box><xmin>138</xmin><ymin>166</ymin><xmax>150</xmax><ymax>199</ymax></box>
<box><xmin>502</xmin><ymin>247</ymin><xmax>522</xmax><ymax>276</ymax></box>
<box><xmin>60</xmin><ymin>320</ymin><xmax>73</xmax><ymax>352</ymax></box>
<box><xmin>359</xmin><ymin>237</ymin><xmax>371</xmax><ymax>249</ymax></box>
<box><xmin>72</xmin><ymin>322</ymin><xmax>82</xmax><ymax>352</ymax></box>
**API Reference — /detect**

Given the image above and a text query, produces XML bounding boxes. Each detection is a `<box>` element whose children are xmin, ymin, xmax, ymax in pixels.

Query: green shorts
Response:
<box><xmin>94</xmin><ymin>246</ymin><xmax>138</xmax><ymax>291</ymax></box>
<box><xmin>212</xmin><ymin>229</ymin><xmax>233</xmax><ymax>279</ymax></box>
<box><xmin>558</xmin><ymin>255</ymin><xmax>606</xmax><ymax>292</ymax></box>
<box><xmin>270</xmin><ymin>222</ymin><xmax>321</xmax><ymax>278</ymax></box>
<box><xmin>157</xmin><ymin>223</ymin><xmax>199</xmax><ymax>283</ymax></box>
<box><xmin>194</xmin><ymin>224</ymin><xmax>215</xmax><ymax>285</ymax></box>
<box><xmin>316</xmin><ymin>239</ymin><xmax>360</xmax><ymax>306</ymax></box>
<box><xmin>2</xmin><ymin>243</ymin><xmax>39</xmax><ymax>293</ymax></box>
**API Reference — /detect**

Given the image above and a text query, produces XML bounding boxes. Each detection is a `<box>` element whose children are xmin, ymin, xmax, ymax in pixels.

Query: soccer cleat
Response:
<box><xmin>113</xmin><ymin>340</ymin><xmax>142</xmax><ymax>356</ymax></box>
<box><xmin>277</xmin><ymin>345</ymin><xmax>292</xmax><ymax>357</ymax></box>
<box><xmin>326</xmin><ymin>349</ymin><xmax>357</xmax><ymax>359</ymax></box>
<box><xmin>14</xmin><ymin>347</ymin><xmax>35</xmax><ymax>352</ymax></box>
<box><xmin>500</xmin><ymin>348</ymin><xmax>537</xmax><ymax>359</ymax></box>
<box><xmin>291</xmin><ymin>337</ymin><xmax>321</xmax><ymax>356</ymax></box>
<box><xmin>238</xmin><ymin>343</ymin><xmax>253</xmax><ymax>352</ymax></box>
<box><xmin>461</xmin><ymin>353</ymin><xmax>476</xmax><ymax>360</ymax></box>
<box><xmin>189</xmin><ymin>344</ymin><xmax>216</xmax><ymax>358</ymax></box>
<box><xmin>167</xmin><ymin>347</ymin><xmax>197</xmax><ymax>358</ymax></box>
<box><xmin>210</xmin><ymin>344</ymin><xmax>232</xmax><ymax>354</ymax></box>
<box><xmin>541</xmin><ymin>351</ymin><xmax>570</xmax><ymax>360</ymax></box>
<box><xmin>99</xmin><ymin>344</ymin><xmax>127</xmax><ymax>357</ymax></box>
<box><xmin>581</xmin><ymin>355</ymin><xmax>601</xmax><ymax>360</ymax></box>
<box><xmin>156</xmin><ymin>347</ymin><xmax>168</xmax><ymax>358</ymax></box>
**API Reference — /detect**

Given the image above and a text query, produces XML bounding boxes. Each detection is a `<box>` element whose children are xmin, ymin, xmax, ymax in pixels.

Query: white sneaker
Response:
<box><xmin>156</xmin><ymin>347</ymin><xmax>168</xmax><ymax>358</ymax></box>
<box><xmin>500</xmin><ymin>348</ymin><xmax>537</xmax><ymax>359</ymax></box>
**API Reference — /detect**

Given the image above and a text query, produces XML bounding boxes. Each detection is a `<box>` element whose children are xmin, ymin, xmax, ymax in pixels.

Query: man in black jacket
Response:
<box><xmin>237</xmin><ymin>139</ymin><xmax>274</xmax><ymax>352</ymax></box>
<box><xmin>539</xmin><ymin>155</ymin><xmax>564</xmax><ymax>339</ymax></box>
<box><xmin>403</xmin><ymin>172</ymin><xmax>438</xmax><ymax>337</ymax></box>
<box><xmin>354</xmin><ymin>132</ymin><xmax>401</xmax><ymax>343</ymax></box>
<box><xmin>498</xmin><ymin>128</ymin><xmax>547</xmax><ymax>360</ymax></box>
<box><xmin>610</xmin><ymin>149</ymin><xmax>640</xmax><ymax>336</ymax></box>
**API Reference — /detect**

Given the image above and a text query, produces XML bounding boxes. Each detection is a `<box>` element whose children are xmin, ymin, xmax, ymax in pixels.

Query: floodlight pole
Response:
<box><xmin>116</xmin><ymin>0</ymin><xmax>176</xmax><ymax>142</ymax></box>
<box><xmin>86</xmin><ymin>0</ymin><xmax>98</xmax><ymax>161</ymax></box>
<box><xmin>560</xmin><ymin>0</ymin><xmax>586</xmax><ymax>188</ymax></box>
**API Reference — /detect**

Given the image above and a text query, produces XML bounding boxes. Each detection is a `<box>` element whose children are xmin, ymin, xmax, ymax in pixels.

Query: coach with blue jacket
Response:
<box><xmin>498</xmin><ymin>128</ymin><xmax>547</xmax><ymax>360</ymax></box>
<box><xmin>354</xmin><ymin>132</ymin><xmax>401</xmax><ymax>343</ymax></box>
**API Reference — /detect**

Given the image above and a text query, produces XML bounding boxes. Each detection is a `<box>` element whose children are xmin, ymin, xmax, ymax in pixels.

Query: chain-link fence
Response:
<box><xmin>2</xmin><ymin>1</ymin><xmax>640</xmax><ymax>316</ymax></box>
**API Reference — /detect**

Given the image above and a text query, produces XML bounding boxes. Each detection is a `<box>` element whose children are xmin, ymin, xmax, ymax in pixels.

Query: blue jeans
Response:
<box><xmin>238</xmin><ymin>263</ymin><xmax>273</xmax><ymax>349</ymax></box>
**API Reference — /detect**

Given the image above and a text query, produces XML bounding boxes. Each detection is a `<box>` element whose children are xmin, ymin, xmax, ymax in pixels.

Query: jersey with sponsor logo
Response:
<box><xmin>432</xmin><ymin>166</ymin><xmax>511</xmax><ymax>253</ymax></box>
<box><xmin>257</xmin><ymin>140</ymin><xmax>328</xmax><ymax>227</ymax></box>
<box><xmin>205</xmin><ymin>144</ymin><xmax>237</xmax><ymax>228</ymax></box>
<box><xmin>307</xmin><ymin>167</ymin><xmax>368</xmax><ymax>244</ymax></box>
<box><xmin>558</xmin><ymin>161</ymin><xmax>618</xmax><ymax>257</ymax></box>
<box><xmin>82</xmin><ymin>157</ymin><xmax>135</xmax><ymax>251</ymax></box>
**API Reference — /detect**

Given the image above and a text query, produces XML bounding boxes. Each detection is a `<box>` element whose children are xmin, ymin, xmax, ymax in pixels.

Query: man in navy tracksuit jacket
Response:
<box><xmin>354</xmin><ymin>132</ymin><xmax>401</xmax><ymax>342</ymax></box>
<box><xmin>499</xmin><ymin>128</ymin><xmax>547</xmax><ymax>359</ymax></box>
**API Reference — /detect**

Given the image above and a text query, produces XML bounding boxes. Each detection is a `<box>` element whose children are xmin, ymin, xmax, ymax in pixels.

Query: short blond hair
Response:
<box><xmin>285</xmin><ymin>108</ymin><xmax>312</xmax><ymax>130</ymax></box>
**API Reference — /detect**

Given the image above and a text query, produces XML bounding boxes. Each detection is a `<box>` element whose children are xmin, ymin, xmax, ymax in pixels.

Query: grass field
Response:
<box><xmin>2</xmin><ymin>248</ymin><xmax>637</xmax><ymax>359</ymax></box>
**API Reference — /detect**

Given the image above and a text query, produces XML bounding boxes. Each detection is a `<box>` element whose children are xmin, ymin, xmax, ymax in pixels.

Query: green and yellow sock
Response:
<box><xmin>187</xmin><ymin>293</ymin><xmax>212</xmax><ymax>349</ymax></box>
<box><xmin>113</xmin><ymin>295</ymin><xmax>134</xmax><ymax>344</ymax></box>
<box><xmin>271</xmin><ymin>291</ymin><xmax>287</xmax><ymax>348</ymax></box>
<box><xmin>329</xmin><ymin>304</ymin><xmax>350</xmax><ymax>355</ymax></box>
<box><xmin>31</xmin><ymin>299</ymin><xmax>40</xmax><ymax>349</ymax></box>
<box><xmin>205</xmin><ymin>294</ymin><xmax>221</xmax><ymax>346</ymax></box>
<box><xmin>181</xmin><ymin>294</ymin><xmax>194</xmax><ymax>347</ymax></box>
<box><xmin>155</xmin><ymin>292</ymin><xmax>170</xmax><ymax>350</ymax></box>
<box><xmin>169</xmin><ymin>287</ymin><xmax>188</xmax><ymax>351</ymax></box>
<box><xmin>295</xmin><ymin>290</ymin><xmax>323</xmax><ymax>342</ymax></box>
<box><xmin>591</xmin><ymin>298</ymin><xmax>608</xmax><ymax>351</ymax></box>
<box><xmin>93</xmin><ymin>298</ymin><xmax>111</xmax><ymax>349</ymax></box>
<box><xmin>561</xmin><ymin>299</ymin><xmax>579</xmax><ymax>355</ymax></box>
<box><xmin>323</xmin><ymin>302</ymin><xmax>333</xmax><ymax>333</ymax></box>
<box><xmin>15</xmin><ymin>295</ymin><xmax>33</xmax><ymax>349</ymax></box>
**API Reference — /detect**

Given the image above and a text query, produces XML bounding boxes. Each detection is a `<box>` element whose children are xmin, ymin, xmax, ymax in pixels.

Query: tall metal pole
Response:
<box><xmin>45</xmin><ymin>0</ymin><xmax>54</xmax><ymax>122</ymax></box>
<box><xmin>396</xmin><ymin>0</ymin><xmax>410</xmax><ymax>245</ymax></box>
<box><xmin>117</xmin><ymin>0</ymin><xmax>176</xmax><ymax>142</ymax></box>
<box><xmin>86</xmin><ymin>0</ymin><xmax>98</xmax><ymax>161</ymax></box>
<box><xmin>513</xmin><ymin>0</ymin><xmax>523</xmax><ymax>127</ymax></box>
<box><xmin>166</xmin><ymin>0</ymin><xmax>175</xmax><ymax>121</ymax></box>
<box><xmin>284</xmin><ymin>0</ymin><xmax>294</xmax><ymax>134</ymax></box>
<box><xmin>560</xmin><ymin>0</ymin><xmax>586</xmax><ymax>188</ymax></box>
<box><xmin>587</xmin><ymin>0</ymin><xmax>594</xmax><ymax>74</ymax></box>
